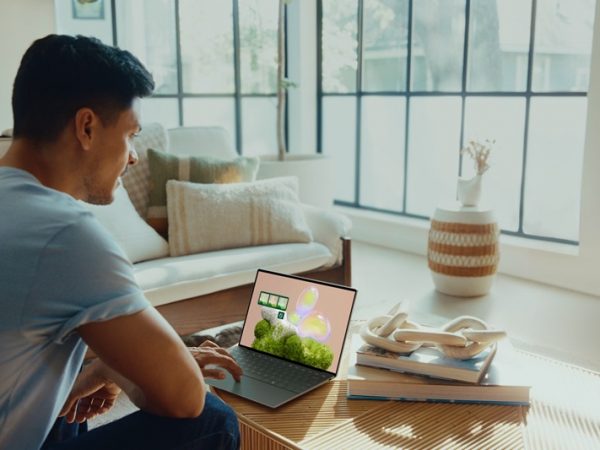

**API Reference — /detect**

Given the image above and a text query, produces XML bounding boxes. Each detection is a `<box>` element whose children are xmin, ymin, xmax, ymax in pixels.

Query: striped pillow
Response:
<box><xmin>146</xmin><ymin>148</ymin><xmax>259</xmax><ymax>236</ymax></box>
<box><xmin>121</xmin><ymin>123</ymin><xmax>169</xmax><ymax>218</ymax></box>
<box><xmin>166</xmin><ymin>177</ymin><xmax>312</xmax><ymax>256</ymax></box>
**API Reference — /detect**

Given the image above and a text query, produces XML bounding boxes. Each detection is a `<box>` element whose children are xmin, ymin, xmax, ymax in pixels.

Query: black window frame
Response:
<box><xmin>109</xmin><ymin>0</ymin><xmax>287</xmax><ymax>156</ymax></box>
<box><xmin>317</xmin><ymin>0</ymin><xmax>589</xmax><ymax>246</ymax></box>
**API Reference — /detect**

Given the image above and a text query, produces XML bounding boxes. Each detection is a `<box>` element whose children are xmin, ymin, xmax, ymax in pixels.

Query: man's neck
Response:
<box><xmin>0</xmin><ymin>138</ymin><xmax>85</xmax><ymax>199</ymax></box>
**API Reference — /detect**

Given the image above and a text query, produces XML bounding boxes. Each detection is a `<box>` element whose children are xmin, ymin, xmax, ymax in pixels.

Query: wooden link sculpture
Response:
<box><xmin>360</xmin><ymin>302</ymin><xmax>506</xmax><ymax>360</ymax></box>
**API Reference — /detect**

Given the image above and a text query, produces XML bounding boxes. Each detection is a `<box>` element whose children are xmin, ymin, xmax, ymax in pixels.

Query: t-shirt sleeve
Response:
<box><xmin>22</xmin><ymin>212</ymin><xmax>150</xmax><ymax>344</ymax></box>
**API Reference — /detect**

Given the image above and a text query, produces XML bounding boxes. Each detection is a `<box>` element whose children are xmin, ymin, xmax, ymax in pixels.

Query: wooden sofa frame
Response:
<box><xmin>157</xmin><ymin>238</ymin><xmax>352</xmax><ymax>336</ymax></box>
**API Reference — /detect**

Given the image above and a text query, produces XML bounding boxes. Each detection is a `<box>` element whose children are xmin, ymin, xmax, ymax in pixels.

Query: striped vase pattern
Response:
<box><xmin>428</xmin><ymin>220</ymin><xmax>499</xmax><ymax>278</ymax></box>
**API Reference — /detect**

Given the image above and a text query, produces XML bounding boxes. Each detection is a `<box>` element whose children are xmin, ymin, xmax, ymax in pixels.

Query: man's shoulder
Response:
<box><xmin>1</xmin><ymin>167</ymin><xmax>89</xmax><ymax>224</ymax></box>
<box><xmin>0</xmin><ymin>167</ymin><xmax>100</xmax><ymax>252</ymax></box>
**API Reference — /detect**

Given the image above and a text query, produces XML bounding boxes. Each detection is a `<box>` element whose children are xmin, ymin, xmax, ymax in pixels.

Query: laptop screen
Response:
<box><xmin>239</xmin><ymin>270</ymin><xmax>356</xmax><ymax>375</ymax></box>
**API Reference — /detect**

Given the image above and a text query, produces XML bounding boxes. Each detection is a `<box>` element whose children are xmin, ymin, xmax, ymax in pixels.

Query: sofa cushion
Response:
<box><xmin>121</xmin><ymin>123</ymin><xmax>169</xmax><ymax>217</ymax></box>
<box><xmin>146</xmin><ymin>148</ymin><xmax>259</xmax><ymax>235</ymax></box>
<box><xmin>82</xmin><ymin>185</ymin><xmax>170</xmax><ymax>263</ymax></box>
<box><xmin>167</xmin><ymin>177</ymin><xmax>313</xmax><ymax>256</ymax></box>
<box><xmin>134</xmin><ymin>242</ymin><xmax>334</xmax><ymax>307</ymax></box>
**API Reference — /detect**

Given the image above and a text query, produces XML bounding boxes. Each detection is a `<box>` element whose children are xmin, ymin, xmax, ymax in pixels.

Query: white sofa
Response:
<box><xmin>0</xmin><ymin>127</ymin><xmax>352</xmax><ymax>335</ymax></box>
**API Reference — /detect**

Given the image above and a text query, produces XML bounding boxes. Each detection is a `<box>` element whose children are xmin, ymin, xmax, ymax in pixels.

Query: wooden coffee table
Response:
<box><xmin>214</xmin><ymin>350</ymin><xmax>600</xmax><ymax>449</ymax></box>
<box><xmin>215</xmin><ymin>380</ymin><xmax>523</xmax><ymax>449</ymax></box>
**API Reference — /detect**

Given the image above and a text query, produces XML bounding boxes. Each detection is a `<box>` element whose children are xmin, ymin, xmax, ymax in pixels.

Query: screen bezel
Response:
<box><xmin>238</xmin><ymin>269</ymin><xmax>357</xmax><ymax>375</ymax></box>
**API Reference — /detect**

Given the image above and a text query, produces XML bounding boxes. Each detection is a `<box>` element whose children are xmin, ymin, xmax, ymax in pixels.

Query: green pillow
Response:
<box><xmin>146</xmin><ymin>148</ymin><xmax>259</xmax><ymax>236</ymax></box>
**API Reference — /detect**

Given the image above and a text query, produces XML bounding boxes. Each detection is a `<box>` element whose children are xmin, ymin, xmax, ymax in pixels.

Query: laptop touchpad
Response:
<box><xmin>207</xmin><ymin>373</ymin><xmax>295</xmax><ymax>408</ymax></box>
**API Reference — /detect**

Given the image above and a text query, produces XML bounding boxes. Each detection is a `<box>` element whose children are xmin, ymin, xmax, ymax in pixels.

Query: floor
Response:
<box><xmin>91</xmin><ymin>240</ymin><xmax>600</xmax><ymax>428</ymax></box>
<box><xmin>351</xmin><ymin>240</ymin><xmax>600</xmax><ymax>372</ymax></box>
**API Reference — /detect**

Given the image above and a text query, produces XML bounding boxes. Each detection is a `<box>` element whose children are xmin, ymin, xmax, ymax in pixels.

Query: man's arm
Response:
<box><xmin>77</xmin><ymin>307</ymin><xmax>206</xmax><ymax>418</ymax></box>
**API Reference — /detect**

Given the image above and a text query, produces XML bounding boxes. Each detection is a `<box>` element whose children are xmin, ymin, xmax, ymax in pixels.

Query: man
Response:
<box><xmin>0</xmin><ymin>35</ymin><xmax>242</xmax><ymax>449</ymax></box>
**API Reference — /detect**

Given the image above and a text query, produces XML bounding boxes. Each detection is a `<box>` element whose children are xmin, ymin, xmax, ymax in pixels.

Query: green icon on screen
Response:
<box><xmin>277</xmin><ymin>296</ymin><xmax>289</xmax><ymax>311</ymax></box>
<box><xmin>258</xmin><ymin>292</ymin><xmax>269</xmax><ymax>305</ymax></box>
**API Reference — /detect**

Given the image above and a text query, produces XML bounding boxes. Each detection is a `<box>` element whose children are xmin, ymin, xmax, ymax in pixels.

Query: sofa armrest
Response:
<box><xmin>301</xmin><ymin>204</ymin><xmax>352</xmax><ymax>266</ymax></box>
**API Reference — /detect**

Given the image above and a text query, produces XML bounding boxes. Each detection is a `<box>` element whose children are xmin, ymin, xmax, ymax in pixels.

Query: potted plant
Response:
<box><xmin>256</xmin><ymin>0</ymin><xmax>334</xmax><ymax>209</ymax></box>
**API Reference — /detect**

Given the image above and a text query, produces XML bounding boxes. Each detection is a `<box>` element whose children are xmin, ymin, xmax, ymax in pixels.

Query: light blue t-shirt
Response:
<box><xmin>0</xmin><ymin>168</ymin><xmax>150</xmax><ymax>450</ymax></box>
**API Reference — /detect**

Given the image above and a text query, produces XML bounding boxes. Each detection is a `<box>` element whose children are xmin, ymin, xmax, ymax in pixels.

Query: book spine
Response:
<box><xmin>355</xmin><ymin>358</ymin><xmax>479</xmax><ymax>383</ymax></box>
<box><xmin>346</xmin><ymin>394</ymin><xmax>529</xmax><ymax>406</ymax></box>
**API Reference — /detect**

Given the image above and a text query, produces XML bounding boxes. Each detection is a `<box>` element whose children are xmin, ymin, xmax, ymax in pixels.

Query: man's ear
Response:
<box><xmin>74</xmin><ymin>108</ymin><xmax>99</xmax><ymax>151</ymax></box>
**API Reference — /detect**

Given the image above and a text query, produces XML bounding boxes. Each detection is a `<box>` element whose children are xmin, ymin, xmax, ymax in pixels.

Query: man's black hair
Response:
<box><xmin>12</xmin><ymin>34</ymin><xmax>155</xmax><ymax>142</ymax></box>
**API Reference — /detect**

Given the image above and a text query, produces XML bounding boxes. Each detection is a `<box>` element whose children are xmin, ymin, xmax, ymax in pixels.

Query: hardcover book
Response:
<box><xmin>347</xmin><ymin>336</ymin><xmax>530</xmax><ymax>405</ymax></box>
<box><xmin>356</xmin><ymin>337</ymin><xmax>496</xmax><ymax>383</ymax></box>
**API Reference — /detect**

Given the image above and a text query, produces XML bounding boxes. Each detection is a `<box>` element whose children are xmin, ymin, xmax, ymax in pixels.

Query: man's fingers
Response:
<box><xmin>76</xmin><ymin>408</ymin><xmax>89</xmax><ymax>423</ymax></box>
<box><xmin>65</xmin><ymin>396</ymin><xmax>112</xmax><ymax>423</ymax></box>
<box><xmin>194</xmin><ymin>352</ymin><xmax>238</xmax><ymax>369</ymax></box>
<box><xmin>202</xmin><ymin>365</ymin><xmax>241</xmax><ymax>382</ymax></box>
<box><xmin>198</xmin><ymin>355</ymin><xmax>243</xmax><ymax>381</ymax></box>
<box><xmin>190</xmin><ymin>344</ymin><xmax>243</xmax><ymax>381</ymax></box>
<box><xmin>66</xmin><ymin>406</ymin><xmax>77</xmax><ymax>424</ymax></box>
<box><xmin>59</xmin><ymin>397</ymin><xmax>77</xmax><ymax>417</ymax></box>
<box><xmin>213</xmin><ymin>347</ymin><xmax>235</xmax><ymax>357</ymax></box>
<box><xmin>201</xmin><ymin>368</ymin><xmax>227</xmax><ymax>379</ymax></box>
<box><xmin>200</xmin><ymin>340</ymin><xmax>219</xmax><ymax>349</ymax></box>
<box><xmin>192</xmin><ymin>346</ymin><xmax>237</xmax><ymax>360</ymax></box>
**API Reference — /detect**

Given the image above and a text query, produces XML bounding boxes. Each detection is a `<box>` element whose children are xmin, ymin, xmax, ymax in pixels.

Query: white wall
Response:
<box><xmin>0</xmin><ymin>0</ymin><xmax>55</xmax><ymax>130</ymax></box>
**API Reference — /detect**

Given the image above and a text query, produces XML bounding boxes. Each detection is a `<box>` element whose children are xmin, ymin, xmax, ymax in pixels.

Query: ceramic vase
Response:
<box><xmin>428</xmin><ymin>205</ymin><xmax>499</xmax><ymax>297</ymax></box>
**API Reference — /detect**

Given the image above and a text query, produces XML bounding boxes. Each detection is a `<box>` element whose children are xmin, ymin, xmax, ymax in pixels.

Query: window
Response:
<box><xmin>54</xmin><ymin>0</ymin><xmax>600</xmax><ymax>295</ymax></box>
<box><xmin>55</xmin><ymin>0</ymin><xmax>282</xmax><ymax>155</ymax></box>
<box><xmin>318</xmin><ymin>0</ymin><xmax>596</xmax><ymax>245</ymax></box>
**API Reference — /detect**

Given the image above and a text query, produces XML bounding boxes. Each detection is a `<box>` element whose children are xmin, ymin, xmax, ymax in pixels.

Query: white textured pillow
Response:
<box><xmin>83</xmin><ymin>185</ymin><xmax>170</xmax><ymax>263</ymax></box>
<box><xmin>166</xmin><ymin>177</ymin><xmax>313</xmax><ymax>256</ymax></box>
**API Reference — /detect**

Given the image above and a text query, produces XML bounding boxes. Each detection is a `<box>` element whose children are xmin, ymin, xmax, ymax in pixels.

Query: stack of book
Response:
<box><xmin>345</xmin><ymin>335</ymin><xmax>531</xmax><ymax>405</ymax></box>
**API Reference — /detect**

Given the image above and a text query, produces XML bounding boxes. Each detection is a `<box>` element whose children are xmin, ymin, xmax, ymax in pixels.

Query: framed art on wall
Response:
<box><xmin>72</xmin><ymin>0</ymin><xmax>104</xmax><ymax>20</ymax></box>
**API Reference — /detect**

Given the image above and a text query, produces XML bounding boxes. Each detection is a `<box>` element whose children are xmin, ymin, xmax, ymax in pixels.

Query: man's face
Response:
<box><xmin>83</xmin><ymin>101</ymin><xmax>140</xmax><ymax>205</ymax></box>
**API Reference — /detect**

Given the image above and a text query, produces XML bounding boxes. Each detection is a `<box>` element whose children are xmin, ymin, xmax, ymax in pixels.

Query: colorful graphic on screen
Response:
<box><xmin>258</xmin><ymin>291</ymin><xmax>289</xmax><ymax>311</ymax></box>
<box><xmin>239</xmin><ymin>271</ymin><xmax>356</xmax><ymax>373</ymax></box>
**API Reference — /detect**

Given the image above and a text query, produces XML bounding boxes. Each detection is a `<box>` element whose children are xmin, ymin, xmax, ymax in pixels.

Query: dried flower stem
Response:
<box><xmin>461</xmin><ymin>139</ymin><xmax>494</xmax><ymax>176</ymax></box>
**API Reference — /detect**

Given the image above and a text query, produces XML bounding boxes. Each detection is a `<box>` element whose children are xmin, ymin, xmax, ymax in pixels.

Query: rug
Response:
<box><xmin>180</xmin><ymin>321</ymin><xmax>243</xmax><ymax>349</ymax></box>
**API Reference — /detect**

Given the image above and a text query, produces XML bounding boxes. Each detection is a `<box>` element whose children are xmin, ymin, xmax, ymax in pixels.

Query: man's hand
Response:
<box><xmin>59</xmin><ymin>361</ymin><xmax>121</xmax><ymax>423</ymax></box>
<box><xmin>189</xmin><ymin>341</ymin><xmax>243</xmax><ymax>382</ymax></box>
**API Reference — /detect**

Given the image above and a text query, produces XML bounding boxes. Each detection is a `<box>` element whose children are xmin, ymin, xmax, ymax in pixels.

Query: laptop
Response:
<box><xmin>205</xmin><ymin>269</ymin><xmax>357</xmax><ymax>408</ymax></box>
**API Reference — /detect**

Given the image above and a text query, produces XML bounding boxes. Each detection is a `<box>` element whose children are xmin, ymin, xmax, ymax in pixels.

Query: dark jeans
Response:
<box><xmin>42</xmin><ymin>392</ymin><xmax>240</xmax><ymax>450</ymax></box>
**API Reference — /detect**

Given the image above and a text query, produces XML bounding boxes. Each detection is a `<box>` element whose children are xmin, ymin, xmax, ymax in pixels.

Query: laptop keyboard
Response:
<box><xmin>231</xmin><ymin>346</ymin><xmax>332</xmax><ymax>393</ymax></box>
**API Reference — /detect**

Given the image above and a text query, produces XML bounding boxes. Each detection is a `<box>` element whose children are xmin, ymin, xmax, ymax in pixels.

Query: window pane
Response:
<box><xmin>467</xmin><ymin>0</ymin><xmax>532</xmax><ymax>92</ymax></box>
<box><xmin>179</xmin><ymin>0</ymin><xmax>234</xmax><ymax>93</ymax></box>
<box><xmin>239</xmin><ymin>0</ymin><xmax>278</xmax><ymax>94</ymax></box>
<box><xmin>523</xmin><ymin>98</ymin><xmax>587</xmax><ymax>240</ymax></box>
<box><xmin>322</xmin><ymin>96</ymin><xmax>357</xmax><ymax>202</ymax></box>
<box><xmin>362</xmin><ymin>0</ymin><xmax>409</xmax><ymax>92</ymax></box>
<box><xmin>359</xmin><ymin>97</ymin><xmax>405</xmax><ymax>211</ymax></box>
<box><xmin>182</xmin><ymin>98</ymin><xmax>236</xmax><ymax>148</ymax></box>
<box><xmin>406</xmin><ymin>97</ymin><xmax>462</xmax><ymax>216</ymax></box>
<box><xmin>411</xmin><ymin>0</ymin><xmax>465</xmax><ymax>91</ymax></box>
<box><xmin>55</xmin><ymin>0</ymin><xmax>114</xmax><ymax>44</ymax></box>
<box><xmin>115</xmin><ymin>0</ymin><xmax>178</xmax><ymax>95</ymax></box>
<box><xmin>322</xmin><ymin>0</ymin><xmax>358</xmax><ymax>93</ymax></box>
<box><xmin>532</xmin><ymin>0</ymin><xmax>596</xmax><ymax>92</ymax></box>
<box><xmin>241</xmin><ymin>97</ymin><xmax>277</xmax><ymax>156</ymax></box>
<box><xmin>463</xmin><ymin>97</ymin><xmax>526</xmax><ymax>231</ymax></box>
<box><xmin>140</xmin><ymin>98</ymin><xmax>179</xmax><ymax>129</ymax></box>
